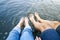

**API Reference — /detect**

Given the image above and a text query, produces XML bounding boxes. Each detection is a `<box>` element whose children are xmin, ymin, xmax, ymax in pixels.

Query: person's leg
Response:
<box><xmin>35</xmin><ymin>12</ymin><xmax>60</xmax><ymax>36</ymax></box>
<box><xmin>56</xmin><ymin>25</ymin><xmax>60</xmax><ymax>36</ymax></box>
<box><xmin>20</xmin><ymin>17</ymin><xmax>34</xmax><ymax>40</ymax></box>
<box><xmin>6</xmin><ymin>17</ymin><xmax>24</xmax><ymax>40</ymax></box>
<box><xmin>34</xmin><ymin>12</ymin><xmax>60</xmax><ymax>29</ymax></box>
<box><xmin>29</xmin><ymin>14</ymin><xmax>60</xmax><ymax>40</ymax></box>
<box><xmin>40</xmin><ymin>29</ymin><xmax>60</xmax><ymax>40</ymax></box>
<box><xmin>29</xmin><ymin>14</ymin><xmax>44</xmax><ymax>32</ymax></box>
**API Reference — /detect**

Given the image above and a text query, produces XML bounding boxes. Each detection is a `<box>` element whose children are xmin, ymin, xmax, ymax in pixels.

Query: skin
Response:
<box><xmin>16</xmin><ymin>17</ymin><xmax>29</xmax><ymax>28</ymax></box>
<box><xmin>24</xmin><ymin>17</ymin><xmax>29</xmax><ymax>26</ymax></box>
<box><xmin>34</xmin><ymin>12</ymin><xmax>60</xmax><ymax>30</ymax></box>
<box><xmin>35</xmin><ymin>36</ymin><xmax>41</xmax><ymax>40</ymax></box>
<box><xmin>16</xmin><ymin>17</ymin><xmax>25</xmax><ymax>28</ymax></box>
<box><xmin>29</xmin><ymin>14</ymin><xmax>52</xmax><ymax>32</ymax></box>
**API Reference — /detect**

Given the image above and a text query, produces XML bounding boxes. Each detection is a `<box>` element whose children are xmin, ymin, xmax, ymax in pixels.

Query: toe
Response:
<box><xmin>29</xmin><ymin>14</ymin><xmax>36</xmax><ymax>22</ymax></box>
<box><xmin>35</xmin><ymin>12</ymin><xmax>40</xmax><ymax>18</ymax></box>
<box><xmin>34</xmin><ymin>12</ymin><xmax>44</xmax><ymax>23</ymax></box>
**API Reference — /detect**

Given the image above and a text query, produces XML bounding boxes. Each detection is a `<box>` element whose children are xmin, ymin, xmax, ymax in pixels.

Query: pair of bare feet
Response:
<box><xmin>17</xmin><ymin>12</ymin><xmax>60</xmax><ymax>32</ymax></box>
<box><xmin>17</xmin><ymin>17</ymin><xmax>29</xmax><ymax>28</ymax></box>
<box><xmin>29</xmin><ymin>12</ymin><xmax>60</xmax><ymax>32</ymax></box>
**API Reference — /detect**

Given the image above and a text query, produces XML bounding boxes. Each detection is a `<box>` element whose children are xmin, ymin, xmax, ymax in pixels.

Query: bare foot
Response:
<box><xmin>25</xmin><ymin>17</ymin><xmax>29</xmax><ymax>26</ymax></box>
<box><xmin>29</xmin><ymin>14</ymin><xmax>44</xmax><ymax>31</ymax></box>
<box><xmin>17</xmin><ymin>17</ymin><xmax>24</xmax><ymax>28</ymax></box>
<box><xmin>29</xmin><ymin>13</ymin><xmax>52</xmax><ymax>32</ymax></box>
<box><xmin>35</xmin><ymin>12</ymin><xmax>44</xmax><ymax>23</ymax></box>
<box><xmin>35</xmin><ymin>12</ymin><xmax>60</xmax><ymax>29</ymax></box>
<box><xmin>29</xmin><ymin>14</ymin><xmax>36</xmax><ymax>23</ymax></box>
<box><xmin>35</xmin><ymin>12</ymin><xmax>51</xmax><ymax>23</ymax></box>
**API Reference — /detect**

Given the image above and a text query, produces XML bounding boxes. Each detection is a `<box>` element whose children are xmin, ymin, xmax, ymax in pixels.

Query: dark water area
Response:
<box><xmin>0</xmin><ymin>0</ymin><xmax>60</xmax><ymax>40</ymax></box>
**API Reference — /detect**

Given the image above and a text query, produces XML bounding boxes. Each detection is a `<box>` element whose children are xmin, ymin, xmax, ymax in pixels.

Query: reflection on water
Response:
<box><xmin>0</xmin><ymin>0</ymin><xmax>60</xmax><ymax>40</ymax></box>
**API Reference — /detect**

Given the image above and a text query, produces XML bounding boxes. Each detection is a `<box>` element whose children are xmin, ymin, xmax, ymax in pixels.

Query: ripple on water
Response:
<box><xmin>0</xmin><ymin>0</ymin><xmax>60</xmax><ymax>40</ymax></box>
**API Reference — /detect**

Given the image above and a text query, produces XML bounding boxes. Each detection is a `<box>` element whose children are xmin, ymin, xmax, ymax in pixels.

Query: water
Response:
<box><xmin>0</xmin><ymin>0</ymin><xmax>60</xmax><ymax>40</ymax></box>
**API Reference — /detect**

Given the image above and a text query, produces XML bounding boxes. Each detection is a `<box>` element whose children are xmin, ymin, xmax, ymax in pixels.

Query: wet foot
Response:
<box><xmin>29</xmin><ymin>14</ymin><xmax>36</xmax><ymax>23</ymax></box>
<box><xmin>25</xmin><ymin>17</ymin><xmax>29</xmax><ymax>26</ymax></box>
<box><xmin>34</xmin><ymin>12</ymin><xmax>44</xmax><ymax>23</ymax></box>
<box><xmin>29</xmin><ymin>14</ymin><xmax>42</xmax><ymax>31</ymax></box>
<box><xmin>17</xmin><ymin>17</ymin><xmax>24</xmax><ymax>28</ymax></box>
<box><xmin>34</xmin><ymin>12</ymin><xmax>60</xmax><ymax>29</ymax></box>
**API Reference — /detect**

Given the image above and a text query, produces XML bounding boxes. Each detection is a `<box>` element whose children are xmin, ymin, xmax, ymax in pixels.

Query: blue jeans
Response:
<box><xmin>6</xmin><ymin>25</ymin><xmax>34</xmax><ymax>40</ymax></box>
<box><xmin>41</xmin><ymin>29</ymin><xmax>60</xmax><ymax>40</ymax></box>
<box><xmin>6</xmin><ymin>25</ymin><xmax>60</xmax><ymax>40</ymax></box>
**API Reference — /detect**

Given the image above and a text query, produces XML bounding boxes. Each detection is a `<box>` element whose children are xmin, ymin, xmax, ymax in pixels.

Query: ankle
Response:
<box><xmin>41</xmin><ymin>27</ymin><xmax>52</xmax><ymax>32</ymax></box>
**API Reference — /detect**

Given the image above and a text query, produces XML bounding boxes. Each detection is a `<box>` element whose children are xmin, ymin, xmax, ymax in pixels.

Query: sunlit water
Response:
<box><xmin>0</xmin><ymin>0</ymin><xmax>60</xmax><ymax>40</ymax></box>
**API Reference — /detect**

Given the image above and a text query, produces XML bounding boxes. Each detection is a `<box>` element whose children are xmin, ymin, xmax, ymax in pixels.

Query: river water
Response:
<box><xmin>0</xmin><ymin>0</ymin><xmax>60</xmax><ymax>40</ymax></box>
